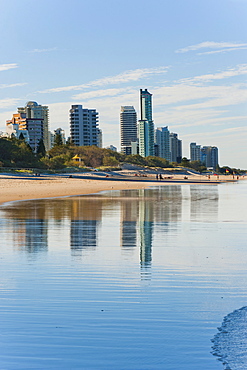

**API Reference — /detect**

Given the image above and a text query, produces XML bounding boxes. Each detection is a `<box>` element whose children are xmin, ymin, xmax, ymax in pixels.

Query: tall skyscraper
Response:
<box><xmin>170</xmin><ymin>132</ymin><xmax>182</xmax><ymax>163</ymax></box>
<box><xmin>69</xmin><ymin>105</ymin><xmax>99</xmax><ymax>147</ymax></box>
<box><xmin>155</xmin><ymin>126</ymin><xmax>171</xmax><ymax>161</ymax></box>
<box><xmin>120</xmin><ymin>106</ymin><xmax>137</xmax><ymax>155</ymax></box>
<box><xmin>190</xmin><ymin>142</ymin><xmax>201</xmax><ymax>161</ymax></box>
<box><xmin>138</xmin><ymin>89</ymin><xmax>154</xmax><ymax>157</ymax></box>
<box><xmin>18</xmin><ymin>101</ymin><xmax>49</xmax><ymax>151</ymax></box>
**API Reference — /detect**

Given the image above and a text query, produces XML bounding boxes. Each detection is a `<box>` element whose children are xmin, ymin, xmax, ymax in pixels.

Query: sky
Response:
<box><xmin>0</xmin><ymin>0</ymin><xmax>246</xmax><ymax>168</ymax></box>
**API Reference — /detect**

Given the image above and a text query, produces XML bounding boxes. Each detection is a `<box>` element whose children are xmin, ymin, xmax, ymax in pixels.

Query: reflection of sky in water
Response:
<box><xmin>0</xmin><ymin>182</ymin><xmax>247</xmax><ymax>369</ymax></box>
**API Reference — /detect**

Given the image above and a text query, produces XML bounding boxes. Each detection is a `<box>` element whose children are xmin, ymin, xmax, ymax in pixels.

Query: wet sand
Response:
<box><xmin>0</xmin><ymin>172</ymin><xmax>239</xmax><ymax>205</ymax></box>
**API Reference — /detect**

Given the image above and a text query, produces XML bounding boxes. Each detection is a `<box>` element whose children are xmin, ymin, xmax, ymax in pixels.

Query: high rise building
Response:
<box><xmin>190</xmin><ymin>142</ymin><xmax>201</xmax><ymax>161</ymax></box>
<box><xmin>18</xmin><ymin>101</ymin><xmax>49</xmax><ymax>151</ymax></box>
<box><xmin>190</xmin><ymin>142</ymin><xmax>219</xmax><ymax>169</ymax></box>
<box><xmin>155</xmin><ymin>126</ymin><xmax>171</xmax><ymax>161</ymax></box>
<box><xmin>170</xmin><ymin>132</ymin><xmax>182</xmax><ymax>163</ymax></box>
<box><xmin>138</xmin><ymin>89</ymin><xmax>154</xmax><ymax>157</ymax></box>
<box><xmin>201</xmin><ymin>146</ymin><xmax>218</xmax><ymax>169</ymax></box>
<box><xmin>210</xmin><ymin>146</ymin><xmax>219</xmax><ymax>169</ymax></box>
<box><xmin>120</xmin><ymin>106</ymin><xmax>137</xmax><ymax>155</ymax></box>
<box><xmin>6</xmin><ymin>112</ymin><xmax>43</xmax><ymax>153</ymax></box>
<box><xmin>69</xmin><ymin>105</ymin><xmax>99</xmax><ymax>147</ymax></box>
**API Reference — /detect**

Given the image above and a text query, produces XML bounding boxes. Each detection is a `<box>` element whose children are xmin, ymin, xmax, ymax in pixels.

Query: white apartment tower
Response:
<box><xmin>69</xmin><ymin>105</ymin><xmax>99</xmax><ymax>146</ymax></box>
<box><xmin>120</xmin><ymin>106</ymin><xmax>137</xmax><ymax>155</ymax></box>
<box><xmin>190</xmin><ymin>142</ymin><xmax>201</xmax><ymax>161</ymax></box>
<box><xmin>18</xmin><ymin>101</ymin><xmax>49</xmax><ymax>151</ymax></box>
<box><xmin>155</xmin><ymin>126</ymin><xmax>171</xmax><ymax>161</ymax></box>
<box><xmin>170</xmin><ymin>132</ymin><xmax>182</xmax><ymax>163</ymax></box>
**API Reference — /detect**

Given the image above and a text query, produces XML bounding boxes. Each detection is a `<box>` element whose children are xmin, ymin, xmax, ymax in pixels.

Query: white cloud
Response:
<box><xmin>29</xmin><ymin>47</ymin><xmax>58</xmax><ymax>53</ymax></box>
<box><xmin>0</xmin><ymin>64</ymin><xmax>18</xmax><ymax>72</ymax></box>
<box><xmin>39</xmin><ymin>67</ymin><xmax>169</xmax><ymax>94</ymax></box>
<box><xmin>198</xmin><ymin>47</ymin><xmax>247</xmax><ymax>55</ymax></box>
<box><xmin>0</xmin><ymin>83</ymin><xmax>27</xmax><ymax>89</ymax></box>
<box><xmin>72</xmin><ymin>88</ymin><xmax>131</xmax><ymax>101</ymax></box>
<box><xmin>172</xmin><ymin>65</ymin><xmax>247</xmax><ymax>86</ymax></box>
<box><xmin>176</xmin><ymin>41</ymin><xmax>247</xmax><ymax>54</ymax></box>
<box><xmin>0</xmin><ymin>98</ymin><xmax>21</xmax><ymax>109</ymax></box>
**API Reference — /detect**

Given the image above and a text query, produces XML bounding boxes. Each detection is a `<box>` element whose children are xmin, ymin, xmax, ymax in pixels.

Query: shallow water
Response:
<box><xmin>0</xmin><ymin>182</ymin><xmax>247</xmax><ymax>369</ymax></box>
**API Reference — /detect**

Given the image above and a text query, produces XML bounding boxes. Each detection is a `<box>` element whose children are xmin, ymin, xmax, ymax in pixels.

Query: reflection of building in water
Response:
<box><xmin>190</xmin><ymin>186</ymin><xmax>219</xmax><ymax>221</ymax></box>
<box><xmin>139</xmin><ymin>190</ymin><xmax>154</xmax><ymax>268</ymax></box>
<box><xmin>120</xmin><ymin>192</ymin><xmax>139</xmax><ymax>249</ymax></box>
<box><xmin>24</xmin><ymin>218</ymin><xmax>48</xmax><ymax>253</ymax></box>
<box><xmin>152</xmin><ymin>186</ymin><xmax>182</xmax><ymax>224</ymax></box>
<box><xmin>70</xmin><ymin>198</ymin><xmax>102</xmax><ymax>254</ymax></box>
<box><xmin>71</xmin><ymin>220</ymin><xmax>98</xmax><ymax>250</ymax></box>
<box><xmin>119</xmin><ymin>187</ymin><xmax>183</xmax><ymax>270</ymax></box>
<box><xmin>5</xmin><ymin>201</ymin><xmax>49</xmax><ymax>253</ymax></box>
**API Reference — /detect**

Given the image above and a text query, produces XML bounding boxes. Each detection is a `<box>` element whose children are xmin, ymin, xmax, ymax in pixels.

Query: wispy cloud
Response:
<box><xmin>0</xmin><ymin>98</ymin><xmax>21</xmax><ymax>109</ymax></box>
<box><xmin>0</xmin><ymin>83</ymin><xmax>27</xmax><ymax>89</ymax></box>
<box><xmin>0</xmin><ymin>63</ymin><xmax>18</xmax><ymax>72</ymax></box>
<box><xmin>199</xmin><ymin>47</ymin><xmax>247</xmax><ymax>55</ymax></box>
<box><xmin>178</xmin><ymin>64</ymin><xmax>247</xmax><ymax>84</ymax></box>
<box><xmin>176</xmin><ymin>41</ymin><xmax>247</xmax><ymax>54</ymax></box>
<box><xmin>39</xmin><ymin>67</ymin><xmax>169</xmax><ymax>94</ymax></box>
<box><xmin>72</xmin><ymin>88</ymin><xmax>133</xmax><ymax>100</ymax></box>
<box><xmin>29</xmin><ymin>47</ymin><xmax>58</xmax><ymax>53</ymax></box>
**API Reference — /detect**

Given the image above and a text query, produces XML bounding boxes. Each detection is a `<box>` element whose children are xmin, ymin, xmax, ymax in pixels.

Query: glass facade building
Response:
<box><xmin>138</xmin><ymin>89</ymin><xmax>154</xmax><ymax>157</ymax></box>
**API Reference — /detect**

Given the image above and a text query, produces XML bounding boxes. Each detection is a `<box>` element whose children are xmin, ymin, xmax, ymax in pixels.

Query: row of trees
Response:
<box><xmin>0</xmin><ymin>135</ymin><xmax>244</xmax><ymax>174</ymax></box>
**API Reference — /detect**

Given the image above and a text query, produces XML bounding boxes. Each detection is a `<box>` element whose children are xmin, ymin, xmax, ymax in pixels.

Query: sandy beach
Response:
<box><xmin>0</xmin><ymin>170</ymin><xmax>240</xmax><ymax>205</ymax></box>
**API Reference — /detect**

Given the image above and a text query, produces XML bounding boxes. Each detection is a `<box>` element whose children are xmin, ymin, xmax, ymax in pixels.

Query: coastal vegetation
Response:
<box><xmin>0</xmin><ymin>136</ymin><xmax>244</xmax><ymax>174</ymax></box>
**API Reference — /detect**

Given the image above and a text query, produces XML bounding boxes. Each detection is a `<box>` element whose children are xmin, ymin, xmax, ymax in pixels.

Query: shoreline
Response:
<box><xmin>0</xmin><ymin>172</ymin><xmax>240</xmax><ymax>206</ymax></box>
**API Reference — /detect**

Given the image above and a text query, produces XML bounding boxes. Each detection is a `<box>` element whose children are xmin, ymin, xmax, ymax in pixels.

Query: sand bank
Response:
<box><xmin>0</xmin><ymin>172</ymin><xmax>239</xmax><ymax>205</ymax></box>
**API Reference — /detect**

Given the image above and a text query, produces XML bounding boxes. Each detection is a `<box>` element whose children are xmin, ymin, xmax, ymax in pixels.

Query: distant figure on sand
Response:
<box><xmin>159</xmin><ymin>174</ymin><xmax>163</xmax><ymax>180</ymax></box>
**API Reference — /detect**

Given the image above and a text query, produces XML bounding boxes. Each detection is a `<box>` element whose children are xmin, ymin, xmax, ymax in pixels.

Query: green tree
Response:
<box><xmin>190</xmin><ymin>160</ymin><xmax>207</xmax><ymax>173</ymax></box>
<box><xmin>54</xmin><ymin>133</ymin><xmax>63</xmax><ymax>146</ymax></box>
<box><xmin>37</xmin><ymin>139</ymin><xmax>46</xmax><ymax>157</ymax></box>
<box><xmin>146</xmin><ymin>156</ymin><xmax>171</xmax><ymax>168</ymax></box>
<box><xmin>180</xmin><ymin>157</ymin><xmax>191</xmax><ymax>168</ymax></box>
<box><xmin>125</xmin><ymin>154</ymin><xmax>147</xmax><ymax>166</ymax></box>
<box><xmin>40</xmin><ymin>155</ymin><xmax>67</xmax><ymax>169</ymax></box>
<box><xmin>103</xmin><ymin>156</ymin><xmax>119</xmax><ymax>167</ymax></box>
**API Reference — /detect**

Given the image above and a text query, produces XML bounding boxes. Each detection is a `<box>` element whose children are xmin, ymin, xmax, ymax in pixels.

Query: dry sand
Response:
<box><xmin>0</xmin><ymin>172</ymin><xmax>240</xmax><ymax>206</ymax></box>
<box><xmin>0</xmin><ymin>174</ymin><xmax>156</xmax><ymax>205</ymax></box>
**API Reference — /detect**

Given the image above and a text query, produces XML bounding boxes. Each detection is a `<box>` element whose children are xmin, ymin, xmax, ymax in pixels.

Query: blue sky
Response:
<box><xmin>0</xmin><ymin>0</ymin><xmax>246</xmax><ymax>168</ymax></box>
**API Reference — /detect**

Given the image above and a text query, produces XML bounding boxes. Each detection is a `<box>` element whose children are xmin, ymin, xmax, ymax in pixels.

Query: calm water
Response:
<box><xmin>0</xmin><ymin>182</ymin><xmax>247</xmax><ymax>369</ymax></box>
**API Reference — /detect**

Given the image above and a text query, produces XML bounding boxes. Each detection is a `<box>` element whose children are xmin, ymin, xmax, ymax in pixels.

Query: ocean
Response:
<box><xmin>0</xmin><ymin>181</ymin><xmax>247</xmax><ymax>369</ymax></box>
